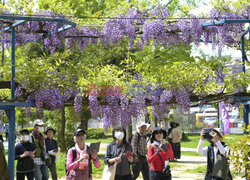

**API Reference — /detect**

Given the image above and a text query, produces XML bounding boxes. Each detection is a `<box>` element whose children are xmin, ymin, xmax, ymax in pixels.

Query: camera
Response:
<box><xmin>203</xmin><ymin>128</ymin><xmax>212</xmax><ymax>140</ymax></box>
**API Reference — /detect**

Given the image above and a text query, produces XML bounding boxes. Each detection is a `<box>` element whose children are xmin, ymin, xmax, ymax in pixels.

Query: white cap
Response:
<box><xmin>137</xmin><ymin>122</ymin><xmax>147</xmax><ymax>129</ymax></box>
<box><xmin>33</xmin><ymin>119</ymin><xmax>45</xmax><ymax>126</ymax></box>
<box><xmin>213</xmin><ymin>128</ymin><xmax>224</xmax><ymax>138</ymax></box>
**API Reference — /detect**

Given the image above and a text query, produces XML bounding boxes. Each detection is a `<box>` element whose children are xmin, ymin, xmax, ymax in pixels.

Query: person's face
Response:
<box><xmin>210</xmin><ymin>130</ymin><xmax>221</xmax><ymax>139</ymax></box>
<box><xmin>20</xmin><ymin>132</ymin><xmax>29</xmax><ymax>142</ymax></box>
<box><xmin>34</xmin><ymin>125</ymin><xmax>43</xmax><ymax>132</ymax></box>
<box><xmin>147</xmin><ymin>126</ymin><xmax>152</xmax><ymax>132</ymax></box>
<box><xmin>139</xmin><ymin>125</ymin><xmax>147</xmax><ymax>135</ymax></box>
<box><xmin>47</xmin><ymin>130</ymin><xmax>54</xmax><ymax>139</ymax></box>
<box><xmin>155</xmin><ymin>131</ymin><xmax>163</xmax><ymax>142</ymax></box>
<box><xmin>75</xmin><ymin>132</ymin><xmax>85</xmax><ymax>144</ymax></box>
<box><xmin>34</xmin><ymin>125</ymin><xmax>39</xmax><ymax>132</ymax></box>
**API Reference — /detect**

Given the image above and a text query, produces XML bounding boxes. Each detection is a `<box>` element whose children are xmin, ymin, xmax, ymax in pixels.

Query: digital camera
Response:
<box><xmin>203</xmin><ymin>128</ymin><xmax>212</xmax><ymax>141</ymax></box>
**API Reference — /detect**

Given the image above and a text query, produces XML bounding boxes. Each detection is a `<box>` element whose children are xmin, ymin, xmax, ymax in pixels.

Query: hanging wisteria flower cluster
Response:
<box><xmin>1</xmin><ymin>6</ymin><xmax>248</xmax><ymax>54</ymax></box>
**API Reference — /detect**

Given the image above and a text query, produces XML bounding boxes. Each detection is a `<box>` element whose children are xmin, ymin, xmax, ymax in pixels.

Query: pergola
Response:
<box><xmin>0</xmin><ymin>14</ymin><xmax>76</xmax><ymax>180</ymax></box>
<box><xmin>0</xmin><ymin>12</ymin><xmax>249</xmax><ymax>180</ymax></box>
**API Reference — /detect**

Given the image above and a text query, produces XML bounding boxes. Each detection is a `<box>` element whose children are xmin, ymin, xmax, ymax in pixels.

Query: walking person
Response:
<box><xmin>147</xmin><ymin>127</ymin><xmax>174</xmax><ymax>180</ymax></box>
<box><xmin>104</xmin><ymin>127</ymin><xmax>134</xmax><ymax>180</ymax></box>
<box><xmin>167</xmin><ymin>122</ymin><xmax>175</xmax><ymax>144</ymax></box>
<box><xmin>131</xmin><ymin>122</ymin><xmax>149</xmax><ymax>180</ymax></box>
<box><xmin>31</xmin><ymin>119</ymin><xmax>50</xmax><ymax>180</ymax></box>
<box><xmin>145</xmin><ymin>123</ymin><xmax>153</xmax><ymax>147</ymax></box>
<box><xmin>44</xmin><ymin>127</ymin><xmax>58</xmax><ymax>180</ymax></box>
<box><xmin>66</xmin><ymin>129</ymin><xmax>101</xmax><ymax>180</ymax></box>
<box><xmin>169</xmin><ymin>122</ymin><xmax>182</xmax><ymax>161</ymax></box>
<box><xmin>15</xmin><ymin>129</ymin><xmax>36</xmax><ymax>180</ymax></box>
<box><xmin>197</xmin><ymin>128</ymin><xmax>232</xmax><ymax>180</ymax></box>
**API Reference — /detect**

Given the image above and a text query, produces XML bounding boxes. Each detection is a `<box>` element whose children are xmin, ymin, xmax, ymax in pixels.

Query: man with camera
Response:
<box><xmin>32</xmin><ymin>119</ymin><xmax>49</xmax><ymax>180</ymax></box>
<box><xmin>197</xmin><ymin>128</ymin><xmax>232</xmax><ymax>180</ymax></box>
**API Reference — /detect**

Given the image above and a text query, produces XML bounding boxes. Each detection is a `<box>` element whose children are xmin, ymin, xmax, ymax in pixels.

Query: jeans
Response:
<box><xmin>149</xmin><ymin>170</ymin><xmax>171</xmax><ymax>180</ymax></box>
<box><xmin>132</xmin><ymin>155</ymin><xmax>149</xmax><ymax>180</ymax></box>
<box><xmin>48</xmin><ymin>161</ymin><xmax>57</xmax><ymax>180</ymax></box>
<box><xmin>17</xmin><ymin>171</ymin><xmax>34</xmax><ymax>180</ymax></box>
<box><xmin>34</xmin><ymin>164</ymin><xmax>49</xmax><ymax>180</ymax></box>
<box><xmin>115</xmin><ymin>174</ymin><xmax>132</xmax><ymax>180</ymax></box>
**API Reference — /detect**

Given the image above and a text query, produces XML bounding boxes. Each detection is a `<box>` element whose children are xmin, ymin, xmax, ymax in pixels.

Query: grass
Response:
<box><xmin>85</xmin><ymin>137</ymin><xmax>113</xmax><ymax>144</ymax></box>
<box><xmin>181</xmin><ymin>134</ymin><xmax>242</xmax><ymax>148</ymax></box>
<box><xmin>181</xmin><ymin>151</ymin><xmax>203</xmax><ymax>156</ymax></box>
<box><xmin>185</xmin><ymin>165</ymin><xmax>241</xmax><ymax>178</ymax></box>
<box><xmin>185</xmin><ymin>165</ymin><xmax>207</xmax><ymax>173</ymax></box>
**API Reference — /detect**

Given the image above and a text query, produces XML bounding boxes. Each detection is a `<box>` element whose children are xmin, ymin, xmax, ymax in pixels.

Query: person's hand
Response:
<box><xmin>200</xmin><ymin>129</ymin><xmax>205</xmax><ymax>141</ymax></box>
<box><xmin>20</xmin><ymin>151</ymin><xmax>29</xmax><ymax>158</ymax></box>
<box><xmin>108</xmin><ymin>158</ymin><xmax>116</xmax><ymax>163</ymax></box>
<box><xmin>127</xmin><ymin>156</ymin><xmax>133</xmax><ymax>163</ymax></box>
<box><xmin>135</xmin><ymin>155</ymin><xmax>139</xmax><ymax>162</ymax></box>
<box><xmin>115</xmin><ymin>157</ymin><xmax>122</xmax><ymax>163</ymax></box>
<box><xmin>90</xmin><ymin>149</ymin><xmax>98</xmax><ymax>160</ymax></box>
<box><xmin>156</xmin><ymin>147</ymin><xmax>162</xmax><ymax>155</ymax></box>
<box><xmin>48</xmin><ymin>150</ymin><xmax>56</xmax><ymax>156</ymax></box>
<box><xmin>210</xmin><ymin>131</ymin><xmax>220</xmax><ymax>143</ymax></box>
<box><xmin>29</xmin><ymin>153</ymin><xmax>35</xmax><ymax>158</ymax></box>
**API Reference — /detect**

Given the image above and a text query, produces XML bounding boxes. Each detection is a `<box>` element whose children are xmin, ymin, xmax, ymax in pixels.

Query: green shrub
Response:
<box><xmin>181</xmin><ymin>132</ymin><xmax>190</xmax><ymax>142</ymax></box>
<box><xmin>229</xmin><ymin>125</ymin><xmax>250</xmax><ymax>179</ymax></box>
<box><xmin>86</xmin><ymin>128</ymin><xmax>107</xmax><ymax>139</ymax></box>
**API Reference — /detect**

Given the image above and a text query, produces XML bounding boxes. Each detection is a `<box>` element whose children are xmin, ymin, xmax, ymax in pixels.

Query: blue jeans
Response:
<box><xmin>34</xmin><ymin>164</ymin><xmax>49</xmax><ymax>180</ymax></box>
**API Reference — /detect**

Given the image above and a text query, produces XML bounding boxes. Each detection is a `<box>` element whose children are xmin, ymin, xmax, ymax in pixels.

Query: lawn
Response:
<box><xmin>181</xmin><ymin>134</ymin><xmax>242</xmax><ymax>148</ymax></box>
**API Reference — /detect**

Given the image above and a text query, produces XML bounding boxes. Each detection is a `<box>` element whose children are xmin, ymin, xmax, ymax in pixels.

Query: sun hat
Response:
<box><xmin>73</xmin><ymin>129</ymin><xmax>86</xmax><ymax>136</ymax></box>
<box><xmin>44</xmin><ymin>127</ymin><xmax>56</xmax><ymax>135</ymax></box>
<box><xmin>212</xmin><ymin>128</ymin><xmax>224</xmax><ymax>138</ymax></box>
<box><xmin>19</xmin><ymin>129</ymin><xmax>29</xmax><ymax>134</ymax></box>
<box><xmin>33</xmin><ymin>119</ymin><xmax>45</xmax><ymax>126</ymax></box>
<box><xmin>151</xmin><ymin>127</ymin><xmax>167</xmax><ymax>141</ymax></box>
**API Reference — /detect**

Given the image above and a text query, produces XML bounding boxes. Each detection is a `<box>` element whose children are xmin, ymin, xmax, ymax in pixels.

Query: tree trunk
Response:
<box><xmin>80</xmin><ymin>107</ymin><xmax>91</xmax><ymax>130</ymax></box>
<box><xmin>60</xmin><ymin>105</ymin><xmax>66</xmax><ymax>152</ymax></box>
<box><xmin>126</xmin><ymin>122</ymin><xmax>132</xmax><ymax>142</ymax></box>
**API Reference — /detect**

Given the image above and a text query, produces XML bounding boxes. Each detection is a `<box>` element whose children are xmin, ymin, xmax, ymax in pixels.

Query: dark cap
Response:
<box><xmin>44</xmin><ymin>127</ymin><xmax>56</xmax><ymax>135</ymax></box>
<box><xmin>20</xmin><ymin>129</ymin><xmax>29</xmax><ymax>134</ymax></box>
<box><xmin>151</xmin><ymin>127</ymin><xmax>167</xmax><ymax>141</ymax></box>
<box><xmin>73</xmin><ymin>129</ymin><xmax>86</xmax><ymax>136</ymax></box>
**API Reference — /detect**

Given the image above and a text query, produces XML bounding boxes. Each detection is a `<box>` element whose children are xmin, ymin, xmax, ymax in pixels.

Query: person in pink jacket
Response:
<box><xmin>66</xmin><ymin>129</ymin><xmax>100</xmax><ymax>180</ymax></box>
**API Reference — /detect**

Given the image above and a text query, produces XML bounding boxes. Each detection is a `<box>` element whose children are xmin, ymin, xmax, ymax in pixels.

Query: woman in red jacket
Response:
<box><xmin>147</xmin><ymin>127</ymin><xmax>174</xmax><ymax>180</ymax></box>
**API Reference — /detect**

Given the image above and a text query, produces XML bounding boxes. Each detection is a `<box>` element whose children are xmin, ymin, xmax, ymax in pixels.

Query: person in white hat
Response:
<box><xmin>131</xmin><ymin>122</ymin><xmax>149</xmax><ymax>180</ymax></box>
<box><xmin>197</xmin><ymin>128</ymin><xmax>232</xmax><ymax>180</ymax></box>
<box><xmin>31</xmin><ymin>119</ymin><xmax>50</xmax><ymax>180</ymax></box>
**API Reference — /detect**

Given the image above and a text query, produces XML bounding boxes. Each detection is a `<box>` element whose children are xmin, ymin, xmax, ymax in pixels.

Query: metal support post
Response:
<box><xmin>7</xmin><ymin>27</ymin><xmax>16</xmax><ymax>180</ymax></box>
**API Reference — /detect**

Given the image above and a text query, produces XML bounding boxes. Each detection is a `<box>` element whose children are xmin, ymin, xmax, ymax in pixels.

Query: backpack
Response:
<box><xmin>65</xmin><ymin>147</ymin><xmax>77</xmax><ymax>175</ymax></box>
<box><xmin>128</xmin><ymin>132</ymin><xmax>141</xmax><ymax>144</ymax></box>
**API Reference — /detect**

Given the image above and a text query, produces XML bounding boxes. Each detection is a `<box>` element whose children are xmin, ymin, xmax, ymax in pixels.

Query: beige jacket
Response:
<box><xmin>169</xmin><ymin>128</ymin><xmax>181</xmax><ymax>143</ymax></box>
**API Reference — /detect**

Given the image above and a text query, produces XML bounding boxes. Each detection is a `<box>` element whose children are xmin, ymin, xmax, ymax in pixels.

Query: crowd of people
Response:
<box><xmin>0</xmin><ymin>120</ymin><xmax>232</xmax><ymax>180</ymax></box>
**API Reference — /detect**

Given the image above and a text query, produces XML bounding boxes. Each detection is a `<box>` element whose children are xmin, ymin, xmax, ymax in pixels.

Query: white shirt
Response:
<box><xmin>197</xmin><ymin>139</ymin><xmax>229</xmax><ymax>163</ymax></box>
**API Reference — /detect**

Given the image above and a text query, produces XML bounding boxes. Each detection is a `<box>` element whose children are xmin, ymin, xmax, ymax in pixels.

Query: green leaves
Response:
<box><xmin>229</xmin><ymin>125</ymin><xmax>250</xmax><ymax>178</ymax></box>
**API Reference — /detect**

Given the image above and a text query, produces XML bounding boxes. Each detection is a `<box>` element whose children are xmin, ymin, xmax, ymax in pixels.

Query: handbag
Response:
<box><xmin>41</xmin><ymin>149</ymin><xmax>52</xmax><ymax>166</ymax></box>
<box><xmin>101</xmin><ymin>145</ymin><xmax>125</xmax><ymax>180</ymax></box>
<box><xmin>211</xmin><ymin>154</ymin><xmax>229</xmax><ymax>180</ymax></box>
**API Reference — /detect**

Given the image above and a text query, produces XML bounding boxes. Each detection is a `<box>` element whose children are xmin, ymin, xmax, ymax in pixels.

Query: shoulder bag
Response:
<box><xmin>101</xmin><ymin>145</ymin><xmax>125</xmax><ymax>180</ymax></box>
<box><xmin>211</xmin><ymin>154</ymin><xmax>229</xmax><ymax>180</ymax></box>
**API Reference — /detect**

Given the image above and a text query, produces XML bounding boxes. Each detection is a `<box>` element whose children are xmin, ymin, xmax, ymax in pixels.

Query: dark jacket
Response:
<box><xmin>0</xmin><ymin>141</ymin><xmax>10</xmax><ymax>180</ymax></box>
<box><xmin>15</xmin><ymin>142</ymin><xmax>36</xmax><ymax>173</ymax></box>
<box><xmin>45</xmin><ymin>137</ymin><xmax>58</xmax><ymax>162</ymax></box>
<box><xmin>104</xmin><ymin>141</ymin><xmax>133</xmax><ymax>176</ymax></box>
<box><xmin>205</xmin><ymin>145</ymin><xmax>232</xmax><ymax>180</ymax></box>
